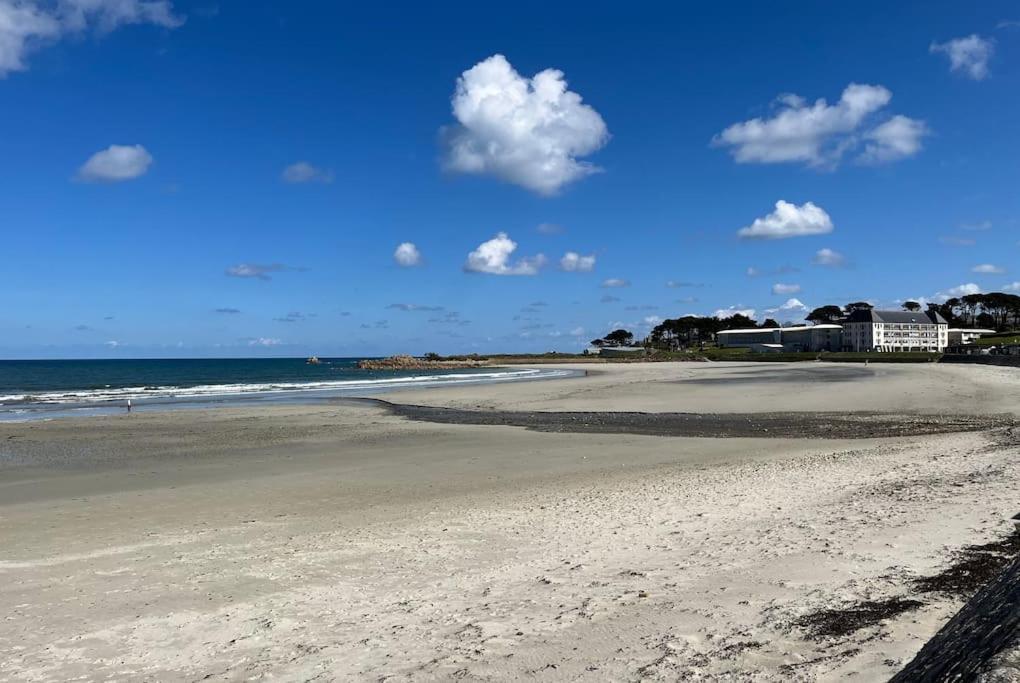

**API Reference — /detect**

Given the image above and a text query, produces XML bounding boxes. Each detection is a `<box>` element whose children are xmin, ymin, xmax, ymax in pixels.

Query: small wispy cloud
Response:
<box><xmin>813</xmin><ymin>248</ymin><xmax>845</xmax><ymax>267</ymax></box>
<box><xmin>428</xmin><ymin>312</ymin><xmax>470</xmax><ymax>326</ymax></box>
<box><xmin>772</xmin><ymin>283</ymin><xmax>801</xmax><ymax>295</ymax></box>
<box><xmin>225</xmin><ymin>263</ymin><xmax>306</xmax><ymax>280</ymax></box>
<box><xmin>248</xmin><ymin>337</ymin><xmax>282</xmax><ymax>347</ymax></box>
<box><xmin>560</xmin><ymin>251</ymin><xmax>596</xmax><ymax>272</ymax></box>
<box><xmin>281</xmin><ymin>161</ymin><xmax>333</xmax><ymax>184</ymax></box>
<box><xmin>601</xmin><ymin>278</ymin><xmax>630</xmax><ymax>288</ymax></box>
<box><xmin>600</xmin><ymin>294</ymin><xmax>621</xmax><ymax>304</ymax></box>
<box><xmin>386</xmin><ymin>303</ymin><xmax>444</xmax><ymax>312</ymax></box>
<box><xmin>77</xmin><ymin>144</ymin><xmax>153</xmax><ymax>182</ymax></box>
<box><xmin>972</xmin><ymin>264</ymin><xmax>1005</xmax><ymax>274</ymax></box>
<box><xmin>274</xmin><ymin>311</ymin><xmax>314</xmax><ymax>323</ymax></box>
<box><xmin>394</xmin><ymin>242</ymin><xmax>422</xmax><ymax>267</ymax></box>
<box><xmin>214</xmin><ymin>307</ymin><xmax>241</xmax><ymax>314</ymax></box>
<box><xmin>939</xmin><ymin>236</ymin><xmax>976</xmax><ymax>247</ymax></box>
<box><xmin>930</xmin><ymin>35</ymin><xmax>995</xmax><ymax>80</ymax></box>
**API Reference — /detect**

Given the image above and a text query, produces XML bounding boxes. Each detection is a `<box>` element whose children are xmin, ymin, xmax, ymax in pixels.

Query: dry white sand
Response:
<box><xmin>1</xmin><ymin>362</ymin><xmax>1018</xmax><ymax>681</ymax></box>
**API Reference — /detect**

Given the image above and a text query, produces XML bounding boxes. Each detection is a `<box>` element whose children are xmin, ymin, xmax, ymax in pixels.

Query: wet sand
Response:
<box><xmin>1</xmin><ymin>361</ymin><xmax>1019</xmax><ymax>680</ymax></box>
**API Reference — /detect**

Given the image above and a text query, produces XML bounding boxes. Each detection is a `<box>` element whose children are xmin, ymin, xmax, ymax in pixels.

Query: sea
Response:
<box><xmin>0</xmin><ymin>358</ymin><xmax>576</xmax><ymax>422</ymax></box>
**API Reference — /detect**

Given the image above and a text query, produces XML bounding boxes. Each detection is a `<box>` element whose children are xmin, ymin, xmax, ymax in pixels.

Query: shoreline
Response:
<box><xmin>0</xmin><ymin>366</ymin><xmax>581</xmax><ymax>423</ymax></box>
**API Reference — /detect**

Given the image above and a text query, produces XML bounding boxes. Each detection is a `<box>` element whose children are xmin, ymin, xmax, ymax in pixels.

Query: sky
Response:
<box><xmin>1</xmin><ymin>1</ymin><xmax>1018</xmax><ymax>358</ymax></box>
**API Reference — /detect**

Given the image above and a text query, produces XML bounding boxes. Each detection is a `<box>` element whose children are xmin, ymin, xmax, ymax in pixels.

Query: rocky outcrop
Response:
<box><xmin>892</xmin><ymin>543</ymin><xmax>1019</xmax><ymax>682</ymax></box>
<box><xmin>356</xmin><ymin>355</ymin><xmax>489</xmax><ymax>370</ymax></box>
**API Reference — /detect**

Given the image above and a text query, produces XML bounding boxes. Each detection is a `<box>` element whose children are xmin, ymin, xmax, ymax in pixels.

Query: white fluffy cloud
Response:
<box><xmin>0</xmin><ymin>0</ymin><xmax>181</xmax><ymax>77</ymax></box>
<box><xmin>779</xmin><ymin>298</ymin><xmax>808</xmax><ymax>312</ymax></box>
<box><xmin>935</xmin><ymin>283</ymin><xmax>982</xmax><ymax>302</ymax></box>
<box><xmin>860</xmin><ymin>115</ymin><xmax>929</xmax><ymax>163</ymax></box>
<box><xmin>813</xmin><ymin>248</ymin><xmax>845</xmax><ymax>266</ymax></box>
<box><xmin>464</xmin><ymin>232</ymin><xmax>545</xmax><ymax>275</ymax></box>
<box><xmin>930</xmin><ymin>35</ymin><xmax>995</xmax><ymax>80</ymax></box>
<box><xmin>972</xmin><ymin>264</ymin><xmax>1005</xmax><ymax>274</ymax></box>
<box><xmin>76</xmin><ymin>144</ymin><xmax>152</xmax><ymax>182</ymax></box>
<box><xmin>443</xmin><ymin>54</ymin><xmax>609</xmax><ymax>195</ymax></box>
<box><xmin>738</xmin><ymin>200</ymin><xmax>833</xmax><ymax>240</ymax></box>
<box><xmin>560</xmin><ymin>251</ymin><xmax>596</xmax><ymax>272</ymax></box>
<box><xmin>772</xmin><ymin>283</ymin><xmax>801</xmax><ymax>295</ymax></box>
<box><xmin>765</xmin><ymin>298</ymin><xmax>809</xmax><ymax>315</ymax></box>
<box><xmin>281</xmin><ymin>161</ymin><xmax>333</xmax><ymax>184</ymax></box>
<box><xmin>393</xmin><ymin>242</ymin><xmax>422</xmax><ymax>267</ymax></box>
<box><xmin>715</xmin><ymin>306</ymin><xmax>756</xmax><ymax>320</ymax></box>
<box><xmin>713</xmin><ymin>84</ymin><xmax>925</xmax><ymax>167</ymax></box>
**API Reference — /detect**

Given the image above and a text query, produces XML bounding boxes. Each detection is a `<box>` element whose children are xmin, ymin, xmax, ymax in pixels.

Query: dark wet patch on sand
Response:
<box><xmin>358</xmin><ymin>400</ymin><xmax>1015</xmax><ymax>439</ymax></box>
<box><xmin>676</xmin><ymin>365</ymin><xmax>877</xmax><ymax>385</ymax></box>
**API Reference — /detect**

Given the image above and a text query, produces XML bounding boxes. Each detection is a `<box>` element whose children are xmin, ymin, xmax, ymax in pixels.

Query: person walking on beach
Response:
<box><xmin>126</xmin><ymin>399</ymin><xmax>132</xmax><ymax>414</ymax></box>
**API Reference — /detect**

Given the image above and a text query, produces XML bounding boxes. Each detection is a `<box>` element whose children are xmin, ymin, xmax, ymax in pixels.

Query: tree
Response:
<box><xmin>807</xmin><ymin>305</ymin><xmax>844</xmax><ymax>323</ymax></box>
<box><xmin>845</xmin><ymin>301</ymin><xmax>873</xmax><ymax>313</ymax></box>
<box><xmin>603</xmin><ymin>329</ymin><xmax>634</xmax><ymax>347</ymax></box>
<box><xmin>589</xmin><ymin>338</ymin><xmax>605</xmax><ymax>348</ymax></box>
<box><xmin>760</xmin><ymin>318</ymin><xmax>781</xmax><ymax>328</ymax></box>
<box><xmin>719</xmin><ymin>313</ymin><xmax>757</xmax><ymax>330</ymax></box>
<box><xmin>903</xmin><ymin>301</ymin><xmax>921</xmax><ymax>312</ymax></box>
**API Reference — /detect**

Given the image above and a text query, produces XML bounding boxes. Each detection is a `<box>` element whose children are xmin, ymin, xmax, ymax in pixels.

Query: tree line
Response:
<box><xmin>591</xmin><ymin>291</ymin><xmax>1020</xmax><ymax>351</ymax></box>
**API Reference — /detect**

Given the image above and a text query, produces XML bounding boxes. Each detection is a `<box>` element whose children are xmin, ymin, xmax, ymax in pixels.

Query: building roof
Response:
<box><xmin>717</xmin><ymin>328</ymin><xmax>779</xmax><ymax>335</ymax></box>
<box><xmin>782</xmin><ymin>324</ymin><xmax>843</xmax><ymax>332</ymax></box>
<box><xmin>845</xmin><ymin>309</ymin><xmax>948</xmax><ymax>325</ymax></box>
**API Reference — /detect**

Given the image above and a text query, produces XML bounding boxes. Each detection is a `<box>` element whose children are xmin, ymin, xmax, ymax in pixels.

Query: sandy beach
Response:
<box><xmin>2</xmin><ymin>361</ymin><xmax>1019</xmax><ymax>680</ymax></box>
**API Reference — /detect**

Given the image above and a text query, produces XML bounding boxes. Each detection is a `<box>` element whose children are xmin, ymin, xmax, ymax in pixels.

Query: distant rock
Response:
<box><xmin>357</xmin><ymin>355</ymin><xmax>489</xmax><ymax>370</ymax></box>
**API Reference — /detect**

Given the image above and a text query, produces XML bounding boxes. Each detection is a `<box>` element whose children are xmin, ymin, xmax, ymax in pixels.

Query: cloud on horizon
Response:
<box><xmin>387</xmin><ymin>303</ymin><xmax>444</xmax><ymax>312</ymax></box>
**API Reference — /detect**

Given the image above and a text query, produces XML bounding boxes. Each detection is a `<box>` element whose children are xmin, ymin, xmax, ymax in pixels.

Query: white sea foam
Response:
<box><xmin>0</xmin><ymin>368</ymin><xmax>571</xmax><ymax>407</ymax></box>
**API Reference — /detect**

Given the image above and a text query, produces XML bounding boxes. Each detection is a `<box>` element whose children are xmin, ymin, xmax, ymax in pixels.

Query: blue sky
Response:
<box><xmin>2</xmin><ymin>1</ymin><xmax>1018</xmax><ymax>358</ymax></box>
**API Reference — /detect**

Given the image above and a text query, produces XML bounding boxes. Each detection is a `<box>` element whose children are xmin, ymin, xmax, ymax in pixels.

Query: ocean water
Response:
<box><xmin>0</xmin><ymin>358</ymin><xmax>575</xmax><ymax>421</ymax></box>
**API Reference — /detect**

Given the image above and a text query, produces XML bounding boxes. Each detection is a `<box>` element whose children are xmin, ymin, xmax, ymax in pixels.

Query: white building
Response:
<box><xmin>716</xmin><ymin>324</ymin><xmax>842</xmax><ymax>352</ymax></box>
<box><xmin>842</xmin><ymin>309</ymin><xmax>949</xmax><ymax>352</ymax></box>
<box><xmin>947</xmin><ymin>328</ymin><xmax>996</xmax><ymax>346</ymax></box>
